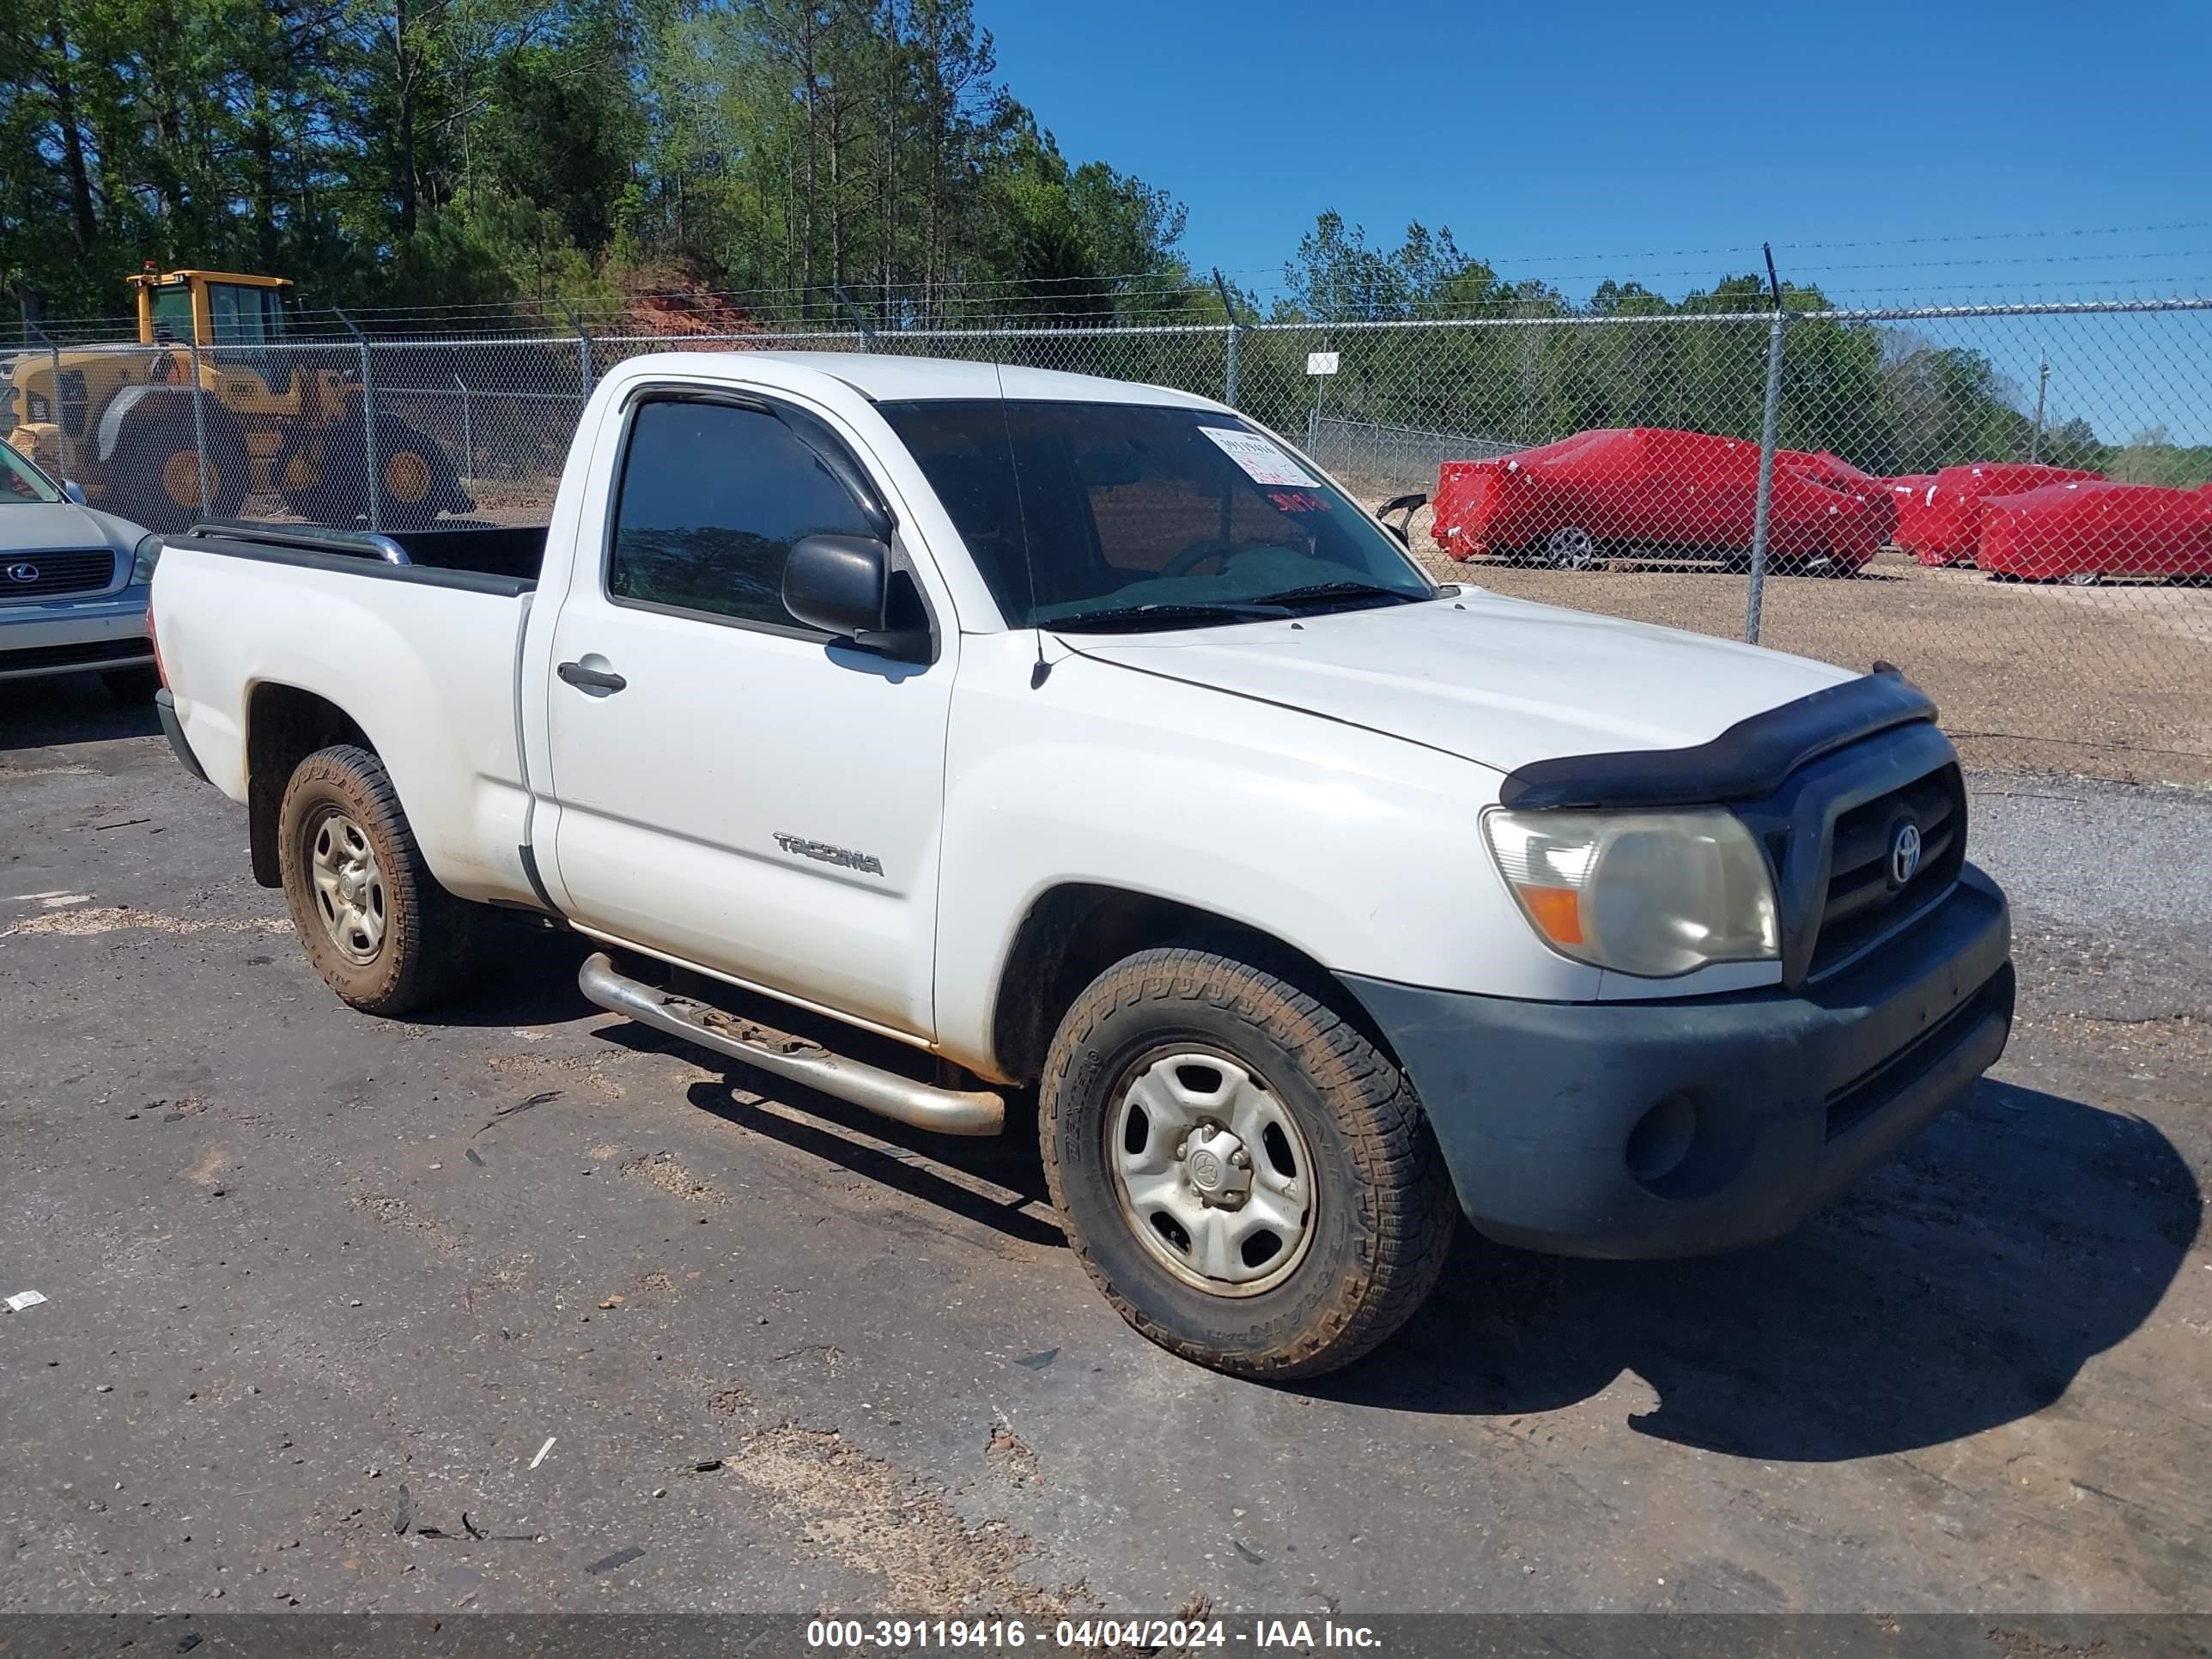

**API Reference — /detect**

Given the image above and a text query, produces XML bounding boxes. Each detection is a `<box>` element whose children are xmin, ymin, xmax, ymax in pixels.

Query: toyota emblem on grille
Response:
<box><xmin>3</xmin><ymin>562</ymin><xmax>38</xmax><ymax>585</ymax></box>
<box><xmin>1890</xmin><ymin>821</ymin><xmax>1923</xmax><ymax>887</ymax></box>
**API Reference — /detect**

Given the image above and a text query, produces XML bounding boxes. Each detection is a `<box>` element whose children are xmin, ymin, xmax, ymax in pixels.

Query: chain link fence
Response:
<box><xmin>7</xmin><ymin>300</ymin><xmax>2207</xmax><ymax>782</ymax></box>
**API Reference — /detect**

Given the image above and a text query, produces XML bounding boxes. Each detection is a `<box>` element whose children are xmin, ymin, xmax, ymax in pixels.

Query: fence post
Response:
<box><xmin>833</xmin><ymin>285</ymin><xmax>876</xmax><ymax>353</ymax></box>
<box><xmin>1744</xmin><ymin>246</ymin><xmax>1789</xmax><ymax>647</ymax></box>
<box><xmin>185</xmin><ymin>338</ymin><xmax>213</xmax><ymax>519</ymax></box>
<box><xmin>1213</xmin><ymin>268</ymin><xmax>1241</xmax><ymax>407</ymax></box>
<box><xmin>560</xmin><ymin>303</ymin><xmax>593</xmax><ymax>398</ymax></box>
<box><xmin>28</xmin><ymin>323</ymin><xmax>72</xmax><ymax>480</ymax></box>
<box><xmin>455</xmin><ymin>373</ymin><xmax>472</xmax><ymax>481</ymax></box>
<box><xmin>341</xmin><ymin>312</ymin><xmax>380</xmax><ymax>533</ymax></box>
<box><xmin>2029</xmin><ymin>357</ymin><xmax>2050</xmax><ymax>463</ymax></box>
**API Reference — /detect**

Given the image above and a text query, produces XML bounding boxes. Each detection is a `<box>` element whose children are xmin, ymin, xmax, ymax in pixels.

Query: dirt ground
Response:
<box><xmin>1392</xmin><ymin>507</ymin><xmax>2212</xmax><ymax>787</ymax></box>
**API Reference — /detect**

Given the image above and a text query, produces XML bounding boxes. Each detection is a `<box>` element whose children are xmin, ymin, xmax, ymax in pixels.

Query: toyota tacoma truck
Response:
<box><xmin>149</xmin><ymin>352</ymin><xmax>2014</xmax><ymax>1379</ymax></box>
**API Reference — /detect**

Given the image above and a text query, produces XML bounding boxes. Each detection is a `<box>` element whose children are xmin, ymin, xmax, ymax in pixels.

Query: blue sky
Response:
<box><xmin>983</xmin><ymin>0</ymin><xmax>2212</xmax><ymax>310</ymax></box>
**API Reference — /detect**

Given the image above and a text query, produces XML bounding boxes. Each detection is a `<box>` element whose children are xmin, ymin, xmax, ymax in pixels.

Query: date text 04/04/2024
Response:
<box><xmin>802</xmin><ymin>1619</ymin><xmax>1382</xmax><ymax>1649</ymax></box>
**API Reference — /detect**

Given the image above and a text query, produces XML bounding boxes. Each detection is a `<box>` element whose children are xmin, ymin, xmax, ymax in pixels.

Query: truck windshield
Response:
<box><xmin>877</xmin><ymin>398</ymin><xmax>1434</xmax><ymax>629</ymax></box>
<box><xmin>1</xmin><ymin>439</ymin><xmax>62</xmax><ymax>505</ymax></box>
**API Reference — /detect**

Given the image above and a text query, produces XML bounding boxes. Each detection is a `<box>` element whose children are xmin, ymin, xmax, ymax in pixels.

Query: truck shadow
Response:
<box><xmin>682</xmin><ymin>1076</ymin><xmax>1063</xmax><ymax>1249</ymax></box>
<box><xmin>1316</xmin><ymin>1078</ymin><xmax>2199</xmax><ymax>1462</ymax></box>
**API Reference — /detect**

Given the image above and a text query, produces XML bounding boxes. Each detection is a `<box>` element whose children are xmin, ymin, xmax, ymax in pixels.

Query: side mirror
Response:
<box><xmin>62</xmin><ymin>480</ymin><xmax>88</xmax><ymax>505</ymax></box>
<box><xmin>783</xmin><ymin>534</ymin><xmax>931</xmax><ymax>661</ymax></box>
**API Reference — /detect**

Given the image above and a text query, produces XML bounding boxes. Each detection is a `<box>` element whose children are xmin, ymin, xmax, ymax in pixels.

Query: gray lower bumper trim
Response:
<box><xmin>155</xmin><ymin>689</ymin><xmax>210</xmax><ymax>783</ymax></box>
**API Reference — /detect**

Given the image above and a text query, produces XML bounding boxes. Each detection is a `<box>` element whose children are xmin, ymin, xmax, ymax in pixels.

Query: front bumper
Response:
<box><xmin>1341</xmin><ymin>866</ymin><xmax>2013</xmax><ymax>1259</ymax></box>
<box><xmin>0</xmin><ymin>587</ymin><xmax>152</xmax><ymax>682</ymax></box>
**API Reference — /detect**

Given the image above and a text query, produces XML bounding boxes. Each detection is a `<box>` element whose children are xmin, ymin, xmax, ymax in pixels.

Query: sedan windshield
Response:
<box><xmin>877</xmin><ymin>399</ymin><xmax>1433</xmax><ymax>629</ymax></box>
<box><xmin>1</xmin><ymin>440</ymin><xmax>62</xmax><ymax>506</ymax></box>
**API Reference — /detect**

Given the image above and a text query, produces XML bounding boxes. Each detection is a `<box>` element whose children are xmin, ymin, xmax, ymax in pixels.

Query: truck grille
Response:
<box><xmin>0</xmin><ymin>549</ymin><xmax>116</xmax><ymax>599</ymax></box>
<box><xmin>1808</xmin><ymin>761</ymin><xmax>1966</xmax><ymax>977</ymax></box>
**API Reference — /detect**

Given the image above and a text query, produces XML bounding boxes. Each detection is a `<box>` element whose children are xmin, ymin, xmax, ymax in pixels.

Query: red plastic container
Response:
<box><xmin>1899</xmin><ymin>463</ymin><xmax>2101</xmax><ymax>566</ymax></box>
<box><xmin>1977</xmin><ymin>479</ymin><xmax>2212</xmax><ymax>583</ymax></box>
<box><xmin>1433</xmin><ymin>428</ymin><xmax>1895</xmax><ymax>569</ymax></box>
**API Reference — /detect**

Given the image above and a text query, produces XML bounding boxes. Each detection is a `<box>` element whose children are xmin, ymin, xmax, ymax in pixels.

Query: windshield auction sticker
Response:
<box><xmin>1200</xmin><ymin>426</ymin><xmax>1322</xmax><ymax>489</ymax></box>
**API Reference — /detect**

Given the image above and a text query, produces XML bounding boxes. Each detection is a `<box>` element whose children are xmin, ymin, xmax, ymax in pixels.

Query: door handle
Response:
<box><xmin>557</xmin><ymin>660</ymin><xmax>628</xmax><ymax>693</ymax></box>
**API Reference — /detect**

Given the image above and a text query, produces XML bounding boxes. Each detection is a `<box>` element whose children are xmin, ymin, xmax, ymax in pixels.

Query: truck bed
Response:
<box><xmin>153</xmin><ymin>520</ymin><xmax>545</xmax><ymax>910</ymax></box>
<box><xmin>171</xmin><ymin>520</ymin><xmax>548</xmax><ymax>590</ymax></box>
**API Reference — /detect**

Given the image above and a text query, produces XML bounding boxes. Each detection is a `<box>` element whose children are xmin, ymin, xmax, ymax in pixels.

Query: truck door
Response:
<box><xmin>540</xmin><ymin>390</ymin><xmax>955</xmax><ymax>1040</ymax></box>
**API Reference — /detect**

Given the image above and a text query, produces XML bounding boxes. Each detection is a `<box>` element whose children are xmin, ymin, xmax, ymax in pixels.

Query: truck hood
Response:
<box><xmin>1062</xmin><ymin>588</ymin><xmax>1857</xmax><ymax>776</ymax></box>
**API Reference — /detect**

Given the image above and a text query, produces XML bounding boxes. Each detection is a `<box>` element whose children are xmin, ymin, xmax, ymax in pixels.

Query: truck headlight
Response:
<box><xmin>1481</xmin><ymin>806</ymin><xmax>1779</xmax><ymax>978</ymax></box>
<box><xmin>131</xmin><ymin>532</ymin><xmax>162</xmax><ymax>585</ymax></box>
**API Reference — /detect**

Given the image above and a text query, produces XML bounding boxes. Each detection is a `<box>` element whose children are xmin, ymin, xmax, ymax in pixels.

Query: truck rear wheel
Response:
<box><xmin>276</xmin><ymin>744</ymin><xmax>477</xmax><ymax>1014</ymax></box>
<box><xmin>1040</xmin><ymin>946</ymin><xmax>1455</xmax><ymax>1379</ymax></box>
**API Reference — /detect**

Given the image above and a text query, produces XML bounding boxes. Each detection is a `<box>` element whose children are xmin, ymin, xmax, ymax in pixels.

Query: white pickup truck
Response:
<box><xmin>152</xmin><ymin>352</ymin><xmax>2014</xmax><ymax>1378</ymax></box>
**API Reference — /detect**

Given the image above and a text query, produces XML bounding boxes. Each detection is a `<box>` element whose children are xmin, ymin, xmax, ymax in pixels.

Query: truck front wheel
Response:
<box><xmin>1041</xmin><ymin>946</ymin><xmax>1455</xmax><ymax>1378</ymax></box>
<box><xmin>276</xmin><ymin>744</ymin><xmax>477</xmax><ymax>1014</ymax></box>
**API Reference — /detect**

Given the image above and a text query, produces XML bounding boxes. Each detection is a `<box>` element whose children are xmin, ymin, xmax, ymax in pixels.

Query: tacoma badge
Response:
<box><xmin>773</xmin><ymin>833</ymin><xmax>884</xmax><ymax>877</ymax></box>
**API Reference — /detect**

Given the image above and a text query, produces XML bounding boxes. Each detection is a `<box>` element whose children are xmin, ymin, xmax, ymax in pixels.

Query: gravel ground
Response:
<box><xmin>0</xmin><ymin>676</ymin><xmax>2207</xmax><ymax>1625</ymax></box>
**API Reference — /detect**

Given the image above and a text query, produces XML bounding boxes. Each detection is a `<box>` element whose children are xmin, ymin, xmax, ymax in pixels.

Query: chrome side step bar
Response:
<box><xmin>577</xmin><ymin>952</ymin><xmax>1006</xmax><ymax>1137</ymax></box>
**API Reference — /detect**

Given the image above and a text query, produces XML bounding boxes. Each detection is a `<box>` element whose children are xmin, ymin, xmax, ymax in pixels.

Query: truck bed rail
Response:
<box><xmin>164</xmin><ymin>519</ymin><xmax>547</xmax><ymax>596</ymax></box>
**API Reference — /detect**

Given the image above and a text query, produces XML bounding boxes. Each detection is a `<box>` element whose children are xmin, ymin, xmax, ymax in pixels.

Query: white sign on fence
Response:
<box><xmin>1306</xmin><ymin>350</ymin><xmax>1340</xmax><ymax>376</ymax></box>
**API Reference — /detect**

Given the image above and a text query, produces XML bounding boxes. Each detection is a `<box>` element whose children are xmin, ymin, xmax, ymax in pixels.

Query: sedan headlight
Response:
<box><xmin>131</xmin><ymin>531</ymin><xmax>162</xmax><ymax>585</ymax></box>
<box><xmin>1481</xmin><ymin>806</ymin><xmax>1778</xmax><ymax>978</ymax></box>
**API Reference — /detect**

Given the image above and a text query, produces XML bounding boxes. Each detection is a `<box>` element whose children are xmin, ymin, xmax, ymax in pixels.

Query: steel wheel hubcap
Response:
<box><xmin>1108</xmin><ymin>1050</ymin><xmax>1316</xmax><ymax>1297</ymax></box>
<box><xmin>309</xmin><ymin>811</ymin><xmax>386</xmax><ymax>963</ymax></box>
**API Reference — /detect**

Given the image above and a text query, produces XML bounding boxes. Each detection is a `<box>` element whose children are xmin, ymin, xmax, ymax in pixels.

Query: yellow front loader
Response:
<box><xmin>3</xmin><ymin>269</ymin><xmax>470</xmax><ymax>532</ymax></box>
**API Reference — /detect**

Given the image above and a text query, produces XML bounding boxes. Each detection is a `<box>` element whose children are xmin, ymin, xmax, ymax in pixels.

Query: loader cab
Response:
<box><xmin>131</xmin><ymin>269</ymin><xmax>297</xmax><ymax>398</ymax></box>
<box><xmin>130</xmin><ymin>270</ymin><xmax>294</xmax><ymax>349</ymax></box>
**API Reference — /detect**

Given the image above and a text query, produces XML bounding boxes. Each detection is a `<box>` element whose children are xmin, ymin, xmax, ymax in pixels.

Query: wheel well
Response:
<box><xmin>988</xmin><ymin>884</ymin><xmax>1398</xmax><ymax>1085</ymax></box>
<box><xmin>245</xmin><ymin>684</ymin><xmax>373</xmax><ymax>886</ymax></box>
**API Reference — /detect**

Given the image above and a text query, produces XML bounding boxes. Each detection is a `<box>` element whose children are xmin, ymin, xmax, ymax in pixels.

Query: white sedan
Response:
<box><xmin>1</xmin><ymin>437</ymin><xmax>162</xmax><ymax>699</ymax></box>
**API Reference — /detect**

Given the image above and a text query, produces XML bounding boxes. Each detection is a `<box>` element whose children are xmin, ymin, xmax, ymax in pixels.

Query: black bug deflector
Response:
<box><xmin>1497</xmin><ymin>671</ymin><xmax>1938</xmax><ymax>811</ymax></box>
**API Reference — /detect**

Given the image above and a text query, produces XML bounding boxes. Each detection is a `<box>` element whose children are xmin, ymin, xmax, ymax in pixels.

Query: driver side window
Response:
<box><xmin>607</xmin><ymin>398</ymin><xmax>877</xmax><ymax>632</ymax></box>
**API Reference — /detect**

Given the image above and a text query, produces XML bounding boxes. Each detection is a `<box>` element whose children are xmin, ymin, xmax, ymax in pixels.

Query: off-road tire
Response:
<box><xmin>1040</xmin><ymin>946</ymin><xmax>1456</xmax><ymax>1379</ymax></box>
<box><xmin>112</xmin><ymin>407</ymin><xmax>248</xmax><ymax>532</ymax></box>
<box><xmin>279</xmin><ymin>436</ymin><xmax>368</xmax><ymax>526</ymax></box>
<box><xmin>276</xmin><ymin>744</ymin><xmax>477</xmax><ymax>1014</ymax></box>
<box><xmin>285</xmin><ymin>421</ymin><xmax>464</xmax><ymax>530</ymax></box>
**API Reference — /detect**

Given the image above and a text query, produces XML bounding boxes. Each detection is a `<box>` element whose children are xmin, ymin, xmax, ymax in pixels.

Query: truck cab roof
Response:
<box><xmin>613</xmin><ymin>349</ymin><xmax>1224</xmax><ymax>410</ymax></box>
